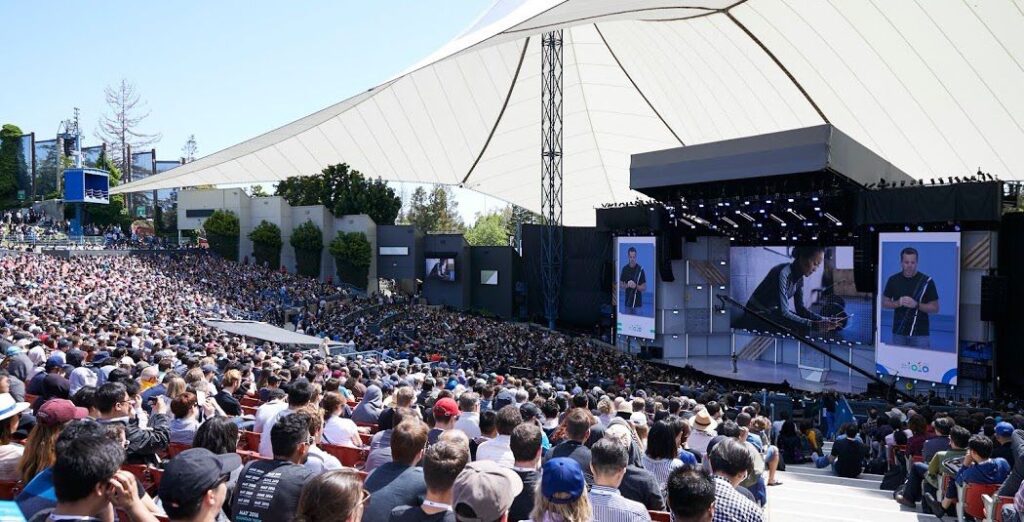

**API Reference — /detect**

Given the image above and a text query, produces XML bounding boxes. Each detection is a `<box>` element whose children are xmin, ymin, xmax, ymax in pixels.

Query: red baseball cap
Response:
<box><xmin>36</xmin><ymin>399</ymin><xmax>89</xmax><ymax>426</ymax></box>
<box><xmin>433</xmin><ymin>398</ymin><xmax>459</xmax><ymax>419</ymax></box>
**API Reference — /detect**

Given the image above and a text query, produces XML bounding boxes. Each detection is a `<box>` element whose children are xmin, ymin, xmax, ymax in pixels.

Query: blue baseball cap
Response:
<box><xmin>541</xmin><ymin>458</ymin><xmax>585</xmax><ymax>504</ymax></box>
<box><xmin>996</xmin><ymin>422</ymin><xmax>1014</xmax><ymax>437</ymax></box>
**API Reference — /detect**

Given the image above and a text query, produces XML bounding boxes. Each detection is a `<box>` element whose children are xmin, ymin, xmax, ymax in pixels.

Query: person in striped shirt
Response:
<box><xmin>590</xmin><ymin>438</ymin><xmax>651</xmax><ymax>522</ymax></box>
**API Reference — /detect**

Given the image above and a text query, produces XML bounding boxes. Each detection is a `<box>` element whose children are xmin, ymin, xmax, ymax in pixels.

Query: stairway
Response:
<box><xmin>766</xmin><ymin>443</ymin><xmax>937</xmax><ymax>521</ymax></box>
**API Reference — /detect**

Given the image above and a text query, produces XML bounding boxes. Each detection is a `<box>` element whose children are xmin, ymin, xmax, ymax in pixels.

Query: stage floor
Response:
<box><xmin>657</xmin><ymin>356</ymin><xmax>872</xmax><ymax>394</ymax></box>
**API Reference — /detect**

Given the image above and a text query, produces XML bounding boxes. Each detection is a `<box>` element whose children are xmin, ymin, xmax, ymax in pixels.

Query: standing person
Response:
<box><xmin>882</xmin><ymin>247</ymin><xmax>940</xmax><ymax>348</ymax></box>
<box><xmin>589</xmin><ymin>439</ymin><xmax>652</xmax><ymax>521</ymax></box>
<box><xmin>294</xmin><ymin>470</ymin><xmax>367</xmax><ymax>522</ymax></box>
<box><xmin>230</xmin><ymin>413</ymin><xmax>316</xmax><ymax>522</ymax></box>
<box><xmin>389</xmin><ymin>440</ymin><xmax>469</xmax><ymax>522</ymax></box>
<box><xmin>159</xmin><ymin>448</ymin><xmax>242</xmax><ymax>522</ymax></box>
<box><xmin>619</xmin><ymin>247</ymin><xmax>647</xmax><ymax>315</ymax></box>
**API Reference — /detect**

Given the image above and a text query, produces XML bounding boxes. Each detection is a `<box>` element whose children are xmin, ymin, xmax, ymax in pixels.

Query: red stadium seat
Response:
<box><xmin>240</xmin><ymin>396</ymin><xmax>261</xmax><ymax>408</ymax></box>
<box><xmin>121</xmin><ymin>464</ymin><xmax>163</xmax><ymax>496</ymax></box>
<box><xmin>964</xmin><ymin>483</ymin><xmax>1001</xmax><ymax>521</ymax></box>
<box><xmin>166</xmin><ymin>442</ymin><xmax>191</xmax><ymax>458</ymax></box>
<box><xmin>241</xmin><ymin>405</ymin><xmax>258</xmax><ymax>417</ymax></box>
<box><xmin>358</xmin><ymin>432</ymin><xmax>373</xmax><ymax>446</ymax></box>
<box><xmin>649</xmin><ymin>511</ymin><xmax>672</xmax><ymax>522</ymax></box>
<box><xmin>242</xmin><ymin>430</ymin><xmax>261</xmax><ymax>452</ymax></box>
<box><xmin>23</xmin><ymin>394</ymin><xmax>38</xmax><ymax>407</ymax></box>
<box><xmin>355</xmin><ymin>421</ymin><xmax>379</xmax><ymax>433</ymax></box>
<box><xmin>321</xmin><ymin>444</ymin><xmax>369</xmax><ymax>468</ymax></box>
<box><xmin>236</xmin><ymin>449</ymin><xmax>269</xmax><ymax>463</ymax></box>
<box><xmin>0</xmin><ymin>480</ymin><xmax>23</xmax><ymax>500</ymax></box>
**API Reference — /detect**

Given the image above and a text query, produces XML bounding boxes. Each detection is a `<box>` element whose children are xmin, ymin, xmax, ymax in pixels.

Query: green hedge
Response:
<box><xmin>204</xmin><ymin>210</ymin><xmax>240</xmax><ymax>261</ymax></box>
<box><xmin>329</xmin><ymin>231</ymin><xmax>371</xmax><ymax>289</ymax></box>
<box><xmin>290</xmin><ymin>220</ymin><xmax>323</xmax><ymax>277</ymax></box>
<box><xmin>248</xmin><ymin>220</ymin><xmax>282</xmax><ymax>268</ymax></box>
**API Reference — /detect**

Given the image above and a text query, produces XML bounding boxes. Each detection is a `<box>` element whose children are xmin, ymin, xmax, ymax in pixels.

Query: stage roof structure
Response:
<box><xmin>113</xmin><ymin>0</ymin><xmax>1024</xmax><ymax>225</ymax></box>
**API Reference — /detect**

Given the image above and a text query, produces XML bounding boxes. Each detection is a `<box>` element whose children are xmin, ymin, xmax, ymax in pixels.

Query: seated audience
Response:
<box><xmin>362</xmin><ymin>420</ymin><xmax>429</xmax><ymax>522</ymax></box>
<box><xmin>294</xmin><ymin>470</ymin><xmax>367</xmax><ymax>522</ymax></box>
<box><xmin>589</xmin><ymin>438</ymin><xmax>651</xmax><ymax>521</ymax></box>
<box><xmin>389</xmin><ymin>440</ymin><xmax>469</xmax><ymax>521</ymax></box>
<box><xmin>159</xmin><ymin>448</ymin><xmax>242</xmax><ymax>522</ymax></box>
<box><xmin>452</xmin><ymin>461</ymin><xmax>522</xmax><ymax>522</ymax></box>
<box><xmin>230</xmin><ymin>413</ymin><xmax>315</xmax><ymax>522</ymax></box>
<box><xmin>666</xmin><ymin>467</ymin><xmax>716</xmax><ymax>522</ymax></box>
<box><xmin>508</xmin><ymin>423</ymin><xmax>542</xmax><ymax>522</ymax></box>
<box><xmin>530</xmin><ymin>457</ymin><xmax>590</xmax><ymax>522</ymax></box>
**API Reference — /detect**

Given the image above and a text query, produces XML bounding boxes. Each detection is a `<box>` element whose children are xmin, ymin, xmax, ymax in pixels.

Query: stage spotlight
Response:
<box><xmin>904</xmin><ymin>226</ymin><xmax>911</xmax><ymax>232</ymax></box>
<box><xmin>955</xmin><ymin>176</ymin><xmax>962</xmax><ymax>183</ymax></box>
<box><xmin>917</xmin><ymin>225</ymin><xmax>923</xmax><ymax>231</ymax></box>
<box><xmin>787</xmin><ymin>198</ymin><xmax>794</xmax><ymax>203</ymax></box>
<box><xmin>938</xmin><ymin>178</ymin><xmax>945</xmax><ymax>185</ymax></box>
<box><xmin>811</xmin><ymin>196</ymin><xmax>819</xmax><ymax>202</ymax></box>
<box><xmin>900</xmin><ymin>181</ymin><xmax>906</xmax><ymax>187</ymax></box>
<box><xmin>948</xmin><ymin>176</ymin><xmax>954</xmax><ymax>184</ymax></box>
<box><xmin>954</xmin><ymin>224</ymin><xmax>961</xmax><ymax>231</ymax></box>
<box><xmin>930</xmin><ymin>178</ymin><xmax>935</xmax><ymax>185</ymax></box>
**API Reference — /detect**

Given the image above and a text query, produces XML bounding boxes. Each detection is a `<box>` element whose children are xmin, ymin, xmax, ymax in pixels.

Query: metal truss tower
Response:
<box><xmin>541</xmin><ymin>30</ymin><xmax>564</xmax><ymax>329</ymax></box>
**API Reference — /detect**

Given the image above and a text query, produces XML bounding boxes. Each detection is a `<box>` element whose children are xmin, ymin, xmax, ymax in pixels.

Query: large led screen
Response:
<box><xmin>875</xmin><ymin>232</ymin><xmax>960</xmax><ymax>385</ymax></box>
<box><xmin>615</xmin><ymin>236</ymin><xmax>656</xmax><ymax>339</ymax></box>
<box><xmin>730</xmin><ymin>246</ymin><xmax>872</xmax><ymax>344</ymax></box>
<box><xmin>425</xmin><ymin>257</ymin><xmax>456</xmax><ymax>281</ymax></box>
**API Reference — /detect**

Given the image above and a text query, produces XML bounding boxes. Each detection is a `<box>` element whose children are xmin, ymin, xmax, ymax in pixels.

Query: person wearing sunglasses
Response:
<box><xmin>159</xmin><ymin>448</ymin><xmax>242</xmax><ymax>522</ymax></box>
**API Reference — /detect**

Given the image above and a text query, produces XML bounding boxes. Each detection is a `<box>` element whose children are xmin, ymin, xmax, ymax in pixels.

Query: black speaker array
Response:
<box><xmin>980</xmin><ymin>275</ymin><xmax>1007</xmax><ymax>322</ymax></box>
<box><xmin>996</xmin><ymin>213</ymin><xmax>1024</xmax><ymax>395</ymax></box>
<box><xmin>853</xmin><ymin>229</ymin><xmax>878</xmax><ymax>293</ymax></box>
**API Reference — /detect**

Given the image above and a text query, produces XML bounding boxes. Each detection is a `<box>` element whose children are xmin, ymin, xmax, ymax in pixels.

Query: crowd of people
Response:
<box><xmin>0</xmin><ymin>250</ymin><xmax>1021</xmax><ymax>522</ymax></box>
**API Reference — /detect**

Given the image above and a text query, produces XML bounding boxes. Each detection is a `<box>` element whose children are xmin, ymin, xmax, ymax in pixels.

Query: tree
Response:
<box><xmin>290</xmin><ymin>220</ymin><xmax>323</xmax><ymax>277</ymax></box>
<box><xmin>203</xmin><ymin>210</ymin><xmax>240</xmax><ymax>261</ymax></box>
<box><xmin>95</xmin><ymin>78</ymin><xmax>161</xmax><ymax>170</ymax></box>
<box><xmin>329</xmin><ymin>231</ymin><xmax>371</xmax><ymax>289</ymax></box>
<box><xmin>247</xmin><ymin>184</ymin><xmax>270</xmax><ymax>197</ymax></box>
<box><xmin>465</xmin><ymin>211</ymin><xmax>510</xmax><ymax>246</ymax></box>
<box><xmin>403</xmin><ymin>185</ymin><xmax>464</xmax><ymax>233</ymax></box>
<box><xmin>274</xmin><ymin>164</ymin><xmax>401</xmax><ymax>224</ymax></box>
<box><xmin>0</xmin><ymin>124</ymin><xmax>23</xmax><ymax>204</ymax></box>
<box><xmin>248</xmin><ymin>220</ymin><xmax>283</xmax><ymax>269</ymax></box>
<box><xmin>181</xmin><ymin>134</ymin><xmax>198</xmax><ymax>163</ymax></box>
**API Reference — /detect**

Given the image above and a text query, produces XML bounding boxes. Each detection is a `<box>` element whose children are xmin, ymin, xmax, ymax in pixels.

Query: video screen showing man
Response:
<box><xmin>736</xmin><ymin>246</ymin><xmax>842</xmax><ymax>336</ymax></box>
<box><xmin>619</xmin><ymin>246</ymin><xmax>647</xmax><ymax>316</ymax></box>
<box><xmin>881</xmin><ymin>247</ymin><xmax>939</xmax><ymax>348</ymax></box>
<box><xmin>427</xmin><ymin>258</ymin><xmax>456</xmax><ymax>281</ymax></box>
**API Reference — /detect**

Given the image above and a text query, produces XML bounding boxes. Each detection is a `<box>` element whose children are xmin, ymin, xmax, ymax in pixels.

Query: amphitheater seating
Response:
<box><xmin>120</xmin><ymin>464</ymin><xmax>162</xmax><ymax>496</ymax></box>
<box><xmin>960</xmin><ymin>482</ymin><xmax>1001</xmax><ymax>521</ymax></box>
<box><xmin>0</xmin><ymin>480</ymin><xmax>23</xmax><ymax>500</ymax></box>
<box><xmin>768</xmin><ymin>443</ymin><xmax>929</xmax><ymax>522</ymax></box>
<box><xmin>321</xmin><ymin>444</ymin><xmax>369</xmax><ymax>468</ymax></box>
<box><xmin>982</xmin><ymin>494</ymin><xmax>1015</xmax><ymax>522</ymax></box>
<box><xmin>166</xmin><ymin>442</ymin><xmax>191</xmax><ymax>458</ymax></box>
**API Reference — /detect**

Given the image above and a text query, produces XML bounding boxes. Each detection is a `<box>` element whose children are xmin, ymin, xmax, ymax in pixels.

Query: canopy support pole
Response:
<box><xmin>541</xmin><ymin>30</ymin><xmax>564</xmax><ymax>330</ymax></box>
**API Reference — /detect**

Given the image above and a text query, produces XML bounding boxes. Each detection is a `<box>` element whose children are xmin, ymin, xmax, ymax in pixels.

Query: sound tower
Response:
<box><xmin>980</xmin><ymin>275</ymin><xmax>1007</xmax><ymax>322</ymax></box>
<box><xmin>997</xmin><ymin>213</ymin><xmax>1024</xmax><ymax>395</ymax></box>
<box><xmin>853</xmin><ymin>229</ymin><xmax>877</xmax><ymax>293</ymax></box>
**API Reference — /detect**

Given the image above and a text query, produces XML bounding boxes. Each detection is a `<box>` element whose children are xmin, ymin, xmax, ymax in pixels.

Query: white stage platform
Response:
<box><xmin>656</xmin><ymin>356</ymin><xmax>873</xmax><ymax>394</ymax></box>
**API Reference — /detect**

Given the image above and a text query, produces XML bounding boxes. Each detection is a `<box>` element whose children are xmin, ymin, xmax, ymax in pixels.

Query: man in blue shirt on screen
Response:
<box><xmin>882</xmin><ymin>247</ymin><xmax>939</xmax><ymax>348</ymax></box>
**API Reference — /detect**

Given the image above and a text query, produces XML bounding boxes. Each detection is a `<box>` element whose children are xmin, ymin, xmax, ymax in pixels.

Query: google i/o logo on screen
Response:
<box><xmin>901</xmin><ymin>361</ymin><xmax>930</xmax><ymax>374</ymax></box>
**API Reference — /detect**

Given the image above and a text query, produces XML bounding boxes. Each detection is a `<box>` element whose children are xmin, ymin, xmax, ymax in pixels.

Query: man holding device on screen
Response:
<box><xmin>619</xmin><ymin>246</ymin><xmax>647</xmax><ymax>316</ymax></box>
<box><xmin>882</xmin><ymin>247</ymin><xmax>939</xmax><ymax>348</ymax></box>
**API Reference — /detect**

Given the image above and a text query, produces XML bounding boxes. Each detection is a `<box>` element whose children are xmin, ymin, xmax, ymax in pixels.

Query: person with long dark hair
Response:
<box><xmin>777</xmin><ymin>420</ymin><xmax>810</xmax><ymax>465</ymax></box>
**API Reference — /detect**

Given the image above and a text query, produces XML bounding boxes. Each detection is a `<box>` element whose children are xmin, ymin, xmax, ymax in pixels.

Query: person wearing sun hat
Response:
<box><xmin>0</xmin><ymin>393</ymin><xmax>31</xmax><ymax>481</ymax></box>
<box><xmin>529</xmin><ymin>457</ymin><xmax>590</xmax><ymax>522</ymax></box>
<box><xmin>159</xmin><ymin>448</ymin><xmax>242</xmax><ymax>522</ymax></box>
<box><xmin>688</xmin><ymin>409</ymin><xmax>719</xmax><ymax>459</ymax></box>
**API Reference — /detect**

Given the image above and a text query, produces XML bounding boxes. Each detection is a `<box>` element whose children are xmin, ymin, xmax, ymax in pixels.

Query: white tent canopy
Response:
<box><xmin>203</xmin><ymin>319</ymin><xmax>339</xmax><ymax>346</ymax></box>
<box><xmin>113</xmin><ymin>0</ymin><xmax>1024</xmax><ymax>225</ymax></box>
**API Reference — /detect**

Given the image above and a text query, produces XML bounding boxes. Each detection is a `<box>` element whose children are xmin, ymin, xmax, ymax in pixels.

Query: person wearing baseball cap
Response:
<box><xmin>452</xmin><ymin>460</ymin><xmax>523</xmax><ymax>522</ymax></box>
<box><xmin>530</xmin><ymin>457</ymin><xmax>589</xmax><ymax>522</ymax></box>
<box><xmin>159</xmin><ymin>448</ymin><xmax>242</xmax><ymax>522</ymax></box>
<box><xmin>429</xmin><ymin>398</ymin><xmax>460</xmax><ymax>445</ymax></box>
<box><xmin>993</xmin><ymin>422</ymin><xmax>1016</xmax><ymax>465</ymax></box>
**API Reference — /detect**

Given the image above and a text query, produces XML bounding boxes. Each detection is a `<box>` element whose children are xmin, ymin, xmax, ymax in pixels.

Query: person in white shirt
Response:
<box><xmin>253</xmin><ymin>388</ymin><xmax>288</xmax><ymax>434</ymax></box>
<box><xmin>259</xmin><ymin>379</ymin><xmax>314</xmax><ymax>458</ymax></box>
<box><xmin>301</xmin><ymin>411</ymin><xmax>343</xmax><ymax>473</ymax></box>
<box><xmin>687</xmin><ymin>410</ymin><xmax>718</xmax><ymax>459</ymax></box>
<box><xmin>321</xmin><ymin>392</ymin><xmax>362</xmax><ymax>447</ymax></box>
<box><xmin>475</xmin><ymin>404</ymin><xmax>521</xmax><ymax>467</ymax></box>
<box><xmin>453</xmin><ymin>392</ymin><xmax>481</xmax><ymax>440</ymax></box>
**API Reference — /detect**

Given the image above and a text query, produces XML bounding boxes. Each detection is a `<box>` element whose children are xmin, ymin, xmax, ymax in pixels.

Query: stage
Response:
<box><xmin>656</xmin><ymin>355</ymin><xmax>874</xmax><ymax>394</ymax></box>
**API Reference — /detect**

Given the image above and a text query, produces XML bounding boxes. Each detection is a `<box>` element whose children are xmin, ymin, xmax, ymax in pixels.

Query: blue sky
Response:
<box><xmin>1</xmin><ymin>1</ymin><xmax>508</xmax><ymax>223</ymax></box>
